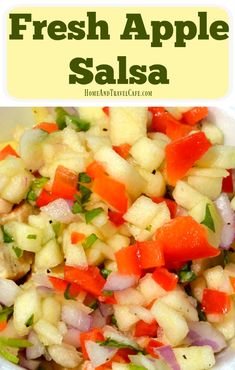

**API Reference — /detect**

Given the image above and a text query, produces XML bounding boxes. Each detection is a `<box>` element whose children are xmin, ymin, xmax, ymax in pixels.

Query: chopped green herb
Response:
<box><xmin>0</xmin><ymin>306</ymin><xmax>13</xmax><ymax>323</ymax></box>
<box><xmin>52</xmin><ymin>222</ymin><xmax>61</xmax><ymax>237</ymax></box>
<box><xmin>1</xmin><ymin>226</ymin><xmax>14</xmax><ymax>244</ymax></box>
<box><xmin>89</xmin><ymin>300</ymin><xmax>99</xmax><ymax>310</ymax></box>
<box><xmin>33</xmin><ymin>177</ymin><xmax>48</xmax><ymax>188</ymax></box>
<box><xmin>27</xmin><ymin>234</ymin><xmax>37</xmax><ymax>240</ymax></box>
<box><xmin>111</xmin><ymin>315</ymin><xmax>117</xmax><ymax>327</ymax></box>
<box><xmin>85</xmin><ymin>207</ymin><xmax>103</xmax><ymax>224</ymax></box>
<box><xmin>103</xmin><ymin>290</ymin><xmax>113</xmax><ymax>297</ymax></box>
<box><xmin>79</xmin><ymin>172</ymin><xmax>91</xmax><ymax>183</ymax></box>
<box><xmin>82</xmin><ymin>233</ymin><xmax>98</xmax><ymax>249</ymax></box>
<box><xmin>55</xmin><ymin>107</ymin><xmax>68</xmax><ymax>130</ymax></box>
<box><xmin>0</xmin><ymin>346</ymin><xmax>19</xmax><ymax>364</ymax></box>
<box><xmin>223</xmin><ymin>250</ymin><xmax>230</xmax><ymax>267</ymax></box>
<box><xmin>201</xmin><ymin>204</ymin><xmax>215</xmax><ymax>232</ymax></box>
<box><xmin>129</xmin><ymin>364</ymin><xmax>147</xmax><ymax>370</ymax></box>
<box><xmin>0</xmin><ymin>337</ymin><xmax>32</xmax><ymax>348</ymax></box>
<box><xmin>101</xmin><ymin>268</ymin><xmax>111</xmax><ymax>279</ymax></box>
<box><xmin>64</xmin><ymin>284</ymin><xmax>76</xmax><ymax>301</ymax></box>
<box><xmin>27</xmin><ymin>189</ymin><xmax>37</xmax><ymax>202</ymax></box>
<box><xmin>178</xmin><ymin>263</ymin><xmax>196</xmax><ymax>283</ymax></box>
<box><xmin>80</xmin><ymin>185</ymin><xmax>92</xmax><ymax>203</ymax></box>
<box><xmin>25</xmin><ymin>314</ymin><xmax>34</xmax><ymax>327</ymax></box>
<box><xmin>65</xmin><ymin>115</ymin><xmax>90</xmax><ymax>132</ymax></box>
<box><xmin>98</xmin><ymin>338</ymin><xmax>144</xmax><ymax>353</ymax></box>
<box><xmin>197</xmin><ymin>302</ymin><xmax>206</xmax><ymax>321</ymax></box>
<box><xmin>12</xmin><ymin>246</ymin><xmax>23</xmax><ymax>258</ymax></box>
<box><xmin>72</xmin><ymin>201</ymin><xmax>84</xmax><ymax>214</ymax></box>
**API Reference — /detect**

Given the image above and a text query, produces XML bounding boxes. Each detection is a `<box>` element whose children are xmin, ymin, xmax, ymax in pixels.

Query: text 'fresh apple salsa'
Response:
<box><xmin>0</xmin><ymin>107</ymin><xmax>235</xmax><ymax>370</ymax></box>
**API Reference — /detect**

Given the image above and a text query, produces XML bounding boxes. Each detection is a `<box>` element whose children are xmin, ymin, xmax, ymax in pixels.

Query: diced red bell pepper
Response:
<box><xmin>0</xmin><ymin>145</ymin><xmax>19</xmax><ymax>160</ymax></box>
<box><xmin>108</xmin><ymin>210</ymin><xmax>125</xmax><ymax>227</ymax></box>
<box><xmin>155</xmin><ymin>216</ymin><xmax>220</xmax><ymax>263</ymax></box>
<box><xmin>151</xmin><ymin>197</ymin><xmax>177</xmax><ymax>218</ymax></box>
<box><xmin>51</xmin><ymin>165</ymin><xmax>78</xmax><ymax>200</ymax></box>
<box><xmin>182</xmin><ymin>107</ymin><xmax>208</xmax><ymax>126</ymax></box>
<box><xmin>34</xmin><ymin>122</ymin><xmax>59</xmax><ymax>133</ymax></box>
<box><xmin>99</xmin><ymin>293</ymin><xmax>117</xmax><ymax>305</ymax></box>
<box><xmin>152</xmin><ymin>267</ymin><xmax>178</xmax><ymax>291</ymax></box>
<box><xmin>71</xmin><ymin>232</ymin><xmax>85</xmax><ymax>244</ymax></box>
<box><xmin>0</xmin><ymin>320</ymin><xmax>7</xmax><ymax>332</ymax></box>
<box><xmin>48</xmin><ymin>276</ymin><xmax>81</xmax><ymax>297</ymax></box>
<box><xmin>150</xmin><ymin>108</ymin><xmax>181</xmax><ymax>134</ymax></box>
<box><xmin>93</xmin><ymin>175</ymin><xmax>128</xmax><ymax>214</ymax></box>
<box><xmin>80</xmin><ymin>328</ymin><xmax>105</xmax><ymax>359</ymax></box>
<box><xmin>202</xmin><ymin>288</ymin><xmax>231</xmax><ymax>315</ymax></box>
<box><xmin>230</xmin><ymin>277</ymin><xmax>235</xmax><ymax>292</ymax></box>
<box><xmin>134</xmin><ymin>319</ymin><xmax>158</xmax><ymax>337</ymax></box>
<box><xmin>36</xmin><ymin>189</ymin><xmax>60</xmax><ymax>207</ymax></box>
<box><xmin>86</xmin><ymin>161</ymin><xmax>106</xmax><ymax>179</ymax></box>
<box><xmin>166</xmin><ymin>132</ymin><xmax>211</xmax><ymax>185</ymax></box>
<box><xmin>64</xmin><ymin>265</ymin><xmax>106</xmax><ymax>297</ymax></box>
<box><xmin>136</xmin><ymin>241</ymin><xmax>165</xmax><ymax>269</ymax></box>
<box><xmin>102</xmin><ymin>107</ymin><xmax>109</xmax><ymax>116</ymax></box>
<box><xmin>146</xmin><ymin>339</ymin><xmax>164</xmax><ymax>358</ymax></box>
<box><xmin>113</xmin><ymin>144</ymin><xmax>131</xmax><ymax>159</ymax></box>
<box><xmin>115</xmin><ymin>245</ymin><xmax>141</xmax><ymax>276</ymax></box>
<box><xmin>166</xmin><ymin>119</ymin><xmax>193</xmax><ymax>141</ymax></box>
<box><xmin>222</xmin><ymin>169</ymin><xmax>233</xmax><ymax>193</ymax></box>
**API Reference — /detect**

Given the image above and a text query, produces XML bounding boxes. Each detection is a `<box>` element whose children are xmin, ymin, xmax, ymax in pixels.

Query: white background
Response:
<box><xmin>0</xmin><ymin>0</ymin><xmax>234</xmax><ymax>107</ymax></box>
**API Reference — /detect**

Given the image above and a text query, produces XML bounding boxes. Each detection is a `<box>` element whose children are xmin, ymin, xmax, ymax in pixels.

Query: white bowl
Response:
<box><xmin>0</xmin><ymin>107</ymin><xmax>235</xmax><ymax>370</ymax></box>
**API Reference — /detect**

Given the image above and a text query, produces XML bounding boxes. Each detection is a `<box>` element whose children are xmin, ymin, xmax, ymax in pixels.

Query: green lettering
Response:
<box><xmin>117</xmin><ymin>56</ymin><xmax>128</xmax><ymax>84</ymax></box>
<box><xmin>47</xmin><ymin>20</ymin><xmax>67</xmax><ymax>40</ymax></box>
<box><xmin>120</xmin><ymin>14</ymin><xmax>149</xmax><ymax>40</ymax></box>
<box><xmin>68</xmin><ymin>21</ymin><xmax>86</xmax><ymax>40</ymax></box>
<box><xmin>9</xmin><ymin>13</ymin><xmax>31</xmax><ymax>40</ymax></box>
<box><xmin>210</xmin><ymin>21</ymin><xmax>229</xmax><ymax>40</ymax></box>
<box><xmin>32</xmin><ymin>20</ymin><xmax>47</xmax><ymax>39</ymax></box>
<box><xmin>151</xmin><ymin>21</ymin><xmax>173</xmax><ymax>47</ymax></box>
<box><xmin>95</xmin><ymin>65</ymin><xmax>116</xmax><ymax>84</ymax></box>
<box><xmin>148</xmin><ymin>64</ymin><xmax>169</xmax><ymax>85</ymax></box>
<box><xmin>69</xmin><ymin>57</ymin><xmax>93</xmax><ymax>84</ymax></box>
<box><xmin>198</xmin><ymin>12</ymin><xmax>209</xmax><ymax>40</ymax></box>
<box><xmin>129</xmin><ymin>65</ymin><xmax>147</xmax><ymax>84</ymax></box>
<box><xmin>175</xmin><ymin>21</ymin><xmax>197</xmax><ymax>47</ymax></box>
<box><xmin>87</xmin><ymin>12</ymin><xmax>110</xmax><ymax>40</ymax></box>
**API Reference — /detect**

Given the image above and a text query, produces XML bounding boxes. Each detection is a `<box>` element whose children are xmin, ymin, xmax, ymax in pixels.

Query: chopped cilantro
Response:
<box><xmin>101</xmin><ymin>268</ymin><xmax>111</xmax><ymax>279</ymax></box>
<box><xmin>89</xmin><ymin>300</ymin><xmax>99</xmax><ymax>310</ymax></box>
<box><xmin>98</xmin><ymin>337</ymin><xmax>144</xmax><ymax>353</ymax></box>
<box><xmin>0</xmin><ymin>347</ymin><xmax>19</xmax><ymax>364</ymax></box>
<box><xmin>0</xmin><ymin>306</ymin><xmax>13</xmax><ymax>323</ymax></box>
<box><xmin>52</xmin><ymin>222</ymin><xmax>61</xmax><ymax>237</ymax></box>
<box><xmin>82</xmin><ymin>233</ymin><xmax>98</xmax><ymax>249</ymax></box>
<box><xmin>1</xmin><ymin>226</ymin><xmax>13</xmax><ymax>244</ymax></box>
<box><xmin>79</xmin><ymin>172</ymin><xmax>91</xmax><ymax>184</ymax></box>
<box><xmin>64</xmin><ymin>284</ymin><xmax>76</xmax><ymax>301</ymax></box>
<box><xmin>129</xmin><ymin>365</ymin><xmax>147</xmax><ymax>370</ymax></box>
<box><xmin>33</xmin><ymin>177</ymin><xmax>48</xmax><ymax>188</ymax></box>
<box><xmin>12</xmin><ymin>246</ymin><xmax>23</xmax><ymax>258</ymax></box>
<box><xmin>65</xmin><ymin>115</ymin><xmax>90</xmax><ymax>132</ymax></box>
<box><xmin>55</xmin><ymin>107</ymin><xmax>68</xmax><ymax>130</ymax></box>
<box><xmin>80</xmin><ymin>185</ymin><xmax>92</xmax><ymax>203</ymax></box>
<box><xmin>0</xmin><ymin>337</ymin><xmax>32</xmax><ymax>348</ymax></box>
<box><xmin>85</xmin><ymin>207</ymin><xmax>103</xmax><ymax>224</ymax></box>
<box><xmin>178</xmin><ymin>263</ymin><xmax>196</xmax><ymax>283</ymax></box>
<box><xmin>201</xmin><ymin>203</ymin><xmax>215</xmax><ymax>232</ymax></box>
<box><xmin>72</xmin><ymin>201</ymin><xmax>84</xmax><ymax>214</ymax></box>
<box><xmin>111</xmin><ymin>315</ymin><xmax>118</xmax><ymax>327</ymax></box>
<box><xmin>27</xmin><ymin>234</ymin><xmax>37</xmax><ymax>240</ymax></box>
<box><xmin>25</xmin><ymin>314</ymin><xmax>34</xmax><ymax>327</ymax></box>
<box><xmin>27</xmin><ymin>189</ymin><xmax>37</xmax><ymax>202</ymax></box>
<box><xmin>103</xmin><ymin>290</ymin><xmax>114</xmax><ymax>297</ymax></box>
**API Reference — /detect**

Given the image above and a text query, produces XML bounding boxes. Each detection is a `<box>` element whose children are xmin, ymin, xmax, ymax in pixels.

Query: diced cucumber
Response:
<box><xmin>5</xmin><ymin>221</ymin><xmax>42</xmax><ymax>252</ymax></box>
<box><xmin>35</xmin><ymin>239</ymin><xmax>63</xmax><ymax>270</ymax></box>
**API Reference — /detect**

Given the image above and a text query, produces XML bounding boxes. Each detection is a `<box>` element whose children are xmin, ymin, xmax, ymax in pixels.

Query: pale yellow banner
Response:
<box><xmin>7</xmin><ymin>7</ymin><xmax>229</xmax><ymax>99</ymax></box>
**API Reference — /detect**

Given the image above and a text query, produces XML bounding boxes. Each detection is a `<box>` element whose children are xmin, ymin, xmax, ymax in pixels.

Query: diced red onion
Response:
<box><xmin>102</xmin><ymin>272</ymin><xmax>137</xmax><ymax>291</ymax></box>
<box><xmin>36</xmin><ymin>286</ymin><xmax>54</xmax><ymax>295</ymax></box>
<box><xmin>19</xmin><ymin>356</ymin><xmax>40</xmax><ymax>370</ymax></box>
<box><xmin>62</xmin><ymin>304</ymin><xmax>92</xmax><ymax>332</ymax></box>
<box><xmin>187</xmin><ymin>321</ymin><xmax>226</xmax><ymax>353</ymax></box>
<box><xmin>41</xmin><ymin>198</ymin><xmax>75</xmax><ymax>223</ymax></box>
<box><xmin>215</xmin><ymin>193</ymin><xmax>235</xmax><ymax>249</ymax></box>
<box><xmin>85</xmin><ymin>340</ymin><xmax>117</xmax><ymax>367</ymax></box>
<box><xmin>91</xmin><ymin>309</ymin><xmax>106</xmax><ymax>328</ymax></box>
<box><xmin>99</xmin><ymin>303</ymin><xmax>114</xmax><ymax>318</ymax></box>
<box><xmin>63</xmin><ymin>328</ymin><xmax>81</xmax><ymax>348</ymax></box>
<box><xmin>129</xmin><ymin>354</ymin><xmax>157</xmax><ymax>370</ymax></box>
<box><xmin>155</xmin><ymin>346</ymin><xmax>180</xmax><ymax>370</ymax></box>
<box><xmin>0</xmin><ymin>278</ymin><xmax>21</xmax><ymax>306</ymax></box>
<box><xmin>32</xmin><ymin>273</ymin><xmax>52</xmax><ymax>288</ymax></box>
<box><xmin>26</xmin><ymin>331</ymin><xmax>45</xmax><ymax>360</ymax></box>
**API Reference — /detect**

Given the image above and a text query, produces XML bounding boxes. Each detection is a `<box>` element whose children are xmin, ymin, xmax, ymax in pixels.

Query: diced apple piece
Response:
<box><xmin>202</xmin><ymin>121</ymin><xmax>224</xmax><ymax>145</ymax></box>
<box><xmin>173</xmin><ymin>181</ymin><xmax>206</xmax><ymax>210</ymax></box>
<box><xmin>115</xmin><ymin>288</ymin><xmax>145</xmax><ymax>306</ymax></box>
<box><xmin>94</xmin><ymin>146</ymin><xmax>145</xmax><ymax>198</ymax></box>
<box><xmin>86</xmin><ymin>240</ymin><xmax>114</xmax><ymax>266</ymax></box>
<box><xmin>160</xmin><ymin>290</ymin><xmax>198</xmax><ymax>322</ymax></box>
<box><xmin>34</xmin><ymin>319</ymin><xmax>63</xmax><ymax>346</ymax></box>
<box><xmin>214</xmin><ymin>304</ymin><xmax>235</xmax><ymax>340</ymax></box>
<box><xmin>65</xmin><ymin>244</ymin><xmax>88</xmax><ymax>268</ymax></box>
<box><xmin>86</xmin><ymin>135</ymin><xmax>111</xmax><ymax>153</ymax></box>
<box><xmin>187</xmin><ymin>176</ymin><xmax>222</xmax><ymax>200</ymax></box>
<box><xmin>42</xmin><ymin>297</ymin><xmax>61</xmax><ymax>325</ymax></box>
<box><xmin>124</xmin><ymin>196</ymin><xmax>159</xmax><ymax>229</ymax></box>
<box><xmin>112</xmin><ymin>363</ymin><xmax>129</xmax><ymax>370</ymax></box>
<box><xmin>28</xmin><ymin>213</ymin><xmax>55</xmax><ymax>245</ymax></box>
<box><xmin>1</xmin><ymin>172</ymin><xmax>32</xmax><ymax>204</ymax></box>
<box><xmin>79</xmin><ymin>107</ymin><xmax>108</xmax><ymax>127</ymax></box>
<box><xmin>107</xmin><ymin>234</ymin><xmax>130</xmax><ymax>253</ymax></box>
<box><xmin>113</xmin><ymin>305</ymin><xmax>139</xmax><ymax>331</ymax></box>
<box><xmin>35</xmin><ymin>239</ymin><xmax>63</xmax><ymax>270</ymax></box>
<box><xmin>189</xmin><ymin>199</ymin><xmax>222</xmax><ymax>247</ymax></box>
<box><xmin>190</xmin><ymin>277</ymin><xmax>207</xmax><ymax>302</ymax></box>
<box><xmin>203</xmin><ymin>266</ymin><xmax>232</xmax><ymax>293</ymax></box>
<box><xmin>19</xmin><ymin>129</ymin><xmax>48</xmax><ymax>171</ymax></box>
<box><xmin>8</xmin><ymin>221</ymin><xmax>42</xmax><ymax>253</ymax></box>
<box><xmin>13</xmin><ymin>288</ymin><xmax>41</xmax><ymax>336</ymax></box>
<box><xmin>173</xmin><ymin>346</ymin><xmax>215</xmax><ymax>370</ymax></box>
<box><xmin>151</xmin><ymin>300</ymin><xmax>188</xmax><ymax>345</ymax></box>
<box><xmin>196</xmin><ymin>145</ymin><xmax>235</xmax><ymax>169</ymax></box>
<box><xmin>138</xmin><ymin>168</ymin><xmax>166</xmax><ymax>197</ymax></box>
<box><xmin>48</xmin><ymin>344</ymin><xmax>82</xmax><ymax>368</ymax></box>
<box><xmin>187</xmin><ymin>167</ymin><xmax>228</xmax><ymax>178</ymax></box>
<box><xmin>138</xmin><ymin>273</ymin><xmax>166</xmax><ymax>305</ymax></box>
<box><xmin>130</xmin><ymin>137</ymin><xmax>165</xmax><ymax>172</ymax></box>
<box><xmin>109</xmin><ymin>108</ymin><xmax>147</xmax><ymax>145</ymax></box>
